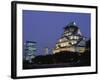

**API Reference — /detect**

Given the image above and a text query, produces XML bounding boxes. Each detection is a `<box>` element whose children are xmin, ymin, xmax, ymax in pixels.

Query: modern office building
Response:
<box><xmin>24</xmin><ymin>41</ymin><xmax>37</xmax><ymax>63</ymax></box>
<box><xmin>44</xmin><ymin>47</ymin><xmax>49</xmax><ymax>55</ymax></box>
<box><xmin>53</xmin><ymin>22</ymin><xmax>86</xmax><ymax>54</ymax></box>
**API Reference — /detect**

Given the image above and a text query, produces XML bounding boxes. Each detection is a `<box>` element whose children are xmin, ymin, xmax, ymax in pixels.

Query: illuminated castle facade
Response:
<box><xmin>53</xmin><ymin>22</ymin><xmax>86</xmax><ymax>54</ymax></box>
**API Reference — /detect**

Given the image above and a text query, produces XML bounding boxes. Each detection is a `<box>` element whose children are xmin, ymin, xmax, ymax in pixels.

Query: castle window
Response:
<box><xmin>59</xmin><ymin>37</ymin><xmax>67</xmax><ymax>42</ymax></box>
<box><xmin>74</xmin><ymin>36</ymin><xmax>79</xmax><ymax>40</ymax></box>
<box><xmin>69</xmin><ymin>35</ymin><xmax>79</xmax><ymax>40</ymax></box>
<box><xmin>71</xmin><ymin>41</ymin><xmax>77</xmax><ymax>45</ymax></box>
<box><xmin>70</xmin><ymin>36</ymin><xmax>73</xmax><ymax>39</ymax></box>
<box><xmin>60</xmin><ymin>43</ymin><xmax>67</xmax><ymax>47</ymax></box>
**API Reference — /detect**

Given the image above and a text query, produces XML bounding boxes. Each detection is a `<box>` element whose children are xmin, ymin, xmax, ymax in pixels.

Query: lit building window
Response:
<box><xmin>70</xmin><ymin>36</ymin><xmax>73</xmax><ymax>39</ymax></box>
<box><xmin>68</xmin><ymin>32</ymin><xmax>71</xmax><ymax>35</ymax></box>
<box><xmin>59</xmin><ymin>39</ymin><xmax>62</xmax><ymax>42</ymax></box>
<box><xmin>64</xmin><ymin>33</ymin><xmax>68</xmax><ymax>36</ymax></box>
<box><xmin>74</xmin><ymin>36</ymin><xmax>79</xmax><ymax>39</ymax></box>
<box><xmin>71</xmin><ymin>41</ymin><xmax>77</xmax><ymax>45</ymax></box>
<box><xmin>60</xmin><ymin>43</ymin><xmax>67</xmax><ymax>47</ymax></box>
<box><xmin>59</xmin><ymin>37</ymin><xmax>67</xmax><ymax>42</ymax></box>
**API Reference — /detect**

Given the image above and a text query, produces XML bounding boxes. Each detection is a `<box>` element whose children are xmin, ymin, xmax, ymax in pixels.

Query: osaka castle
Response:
<box><xmin>53</xmin><ymin>22</ymin><xmax>86</xmax><ymax>54</ymax></box>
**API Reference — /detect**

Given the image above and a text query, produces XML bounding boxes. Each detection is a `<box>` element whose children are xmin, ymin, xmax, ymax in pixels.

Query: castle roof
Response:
<box><xmin>64</xmin><ymin>21</ymin><xmax>78</xmax><ymax>30</ymax></box>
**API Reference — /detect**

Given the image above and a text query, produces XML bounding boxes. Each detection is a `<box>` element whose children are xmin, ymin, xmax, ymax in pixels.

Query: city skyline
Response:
<box><xmin>23</xmin><ymin>10</ymin><xmax>91</xmax><ymax>55</ymax></box>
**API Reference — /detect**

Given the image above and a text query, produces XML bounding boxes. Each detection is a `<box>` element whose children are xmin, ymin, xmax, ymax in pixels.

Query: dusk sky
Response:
<box><xmin>23</xmin><ymin>10</ymin><xmax>91</xmax><ymax>55</ymax></box>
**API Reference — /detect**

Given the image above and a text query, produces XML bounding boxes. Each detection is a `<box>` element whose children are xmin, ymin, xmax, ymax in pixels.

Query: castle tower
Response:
<box><xmin>53</xmin><ymin>22</ymin><xmax>86</xmax><ymax>54</ymax></box>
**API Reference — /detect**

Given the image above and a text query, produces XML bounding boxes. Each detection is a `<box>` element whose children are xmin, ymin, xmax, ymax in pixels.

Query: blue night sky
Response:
<box><xmin>23</xmin><ymin>10</ymin><xmax>91</xmax><ymax>55</ymax></box>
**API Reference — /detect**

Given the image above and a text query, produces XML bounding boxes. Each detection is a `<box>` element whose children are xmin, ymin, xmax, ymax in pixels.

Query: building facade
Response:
<box><xmin>53</xmin><ymin>22</ymin><xmax>86</xmax><ymax>54</ymax></box>
<box><xmin>24</xmin><ymin>41</ymin><xmax>37</xmax><ymax>63</ymax></box>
